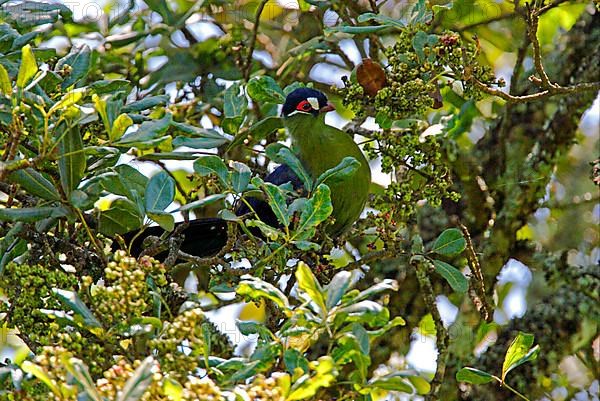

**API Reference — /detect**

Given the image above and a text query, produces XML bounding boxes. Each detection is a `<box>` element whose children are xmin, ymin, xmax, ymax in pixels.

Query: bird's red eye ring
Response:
<box><xmin>296</xmin><ymin>100</ymin><xmax>312</xmax><ymax>111</ymax></box>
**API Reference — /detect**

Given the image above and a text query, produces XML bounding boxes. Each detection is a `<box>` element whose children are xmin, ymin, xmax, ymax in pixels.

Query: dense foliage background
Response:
<box><xmin>0</xmin><ymin>0</ymin><xmax>598</xmax><ymax>400</ymax></box>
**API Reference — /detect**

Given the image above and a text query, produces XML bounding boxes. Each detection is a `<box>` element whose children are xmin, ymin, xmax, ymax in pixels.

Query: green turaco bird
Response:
<box><xmin>280</xmin><ymin>87</ymin><xmax>371</xmax><ymax>235</ymax></box>
<box><xmin>125</xmin><ymin>88</ymin><xmax>371</xmax><ymax>257</ymax></box>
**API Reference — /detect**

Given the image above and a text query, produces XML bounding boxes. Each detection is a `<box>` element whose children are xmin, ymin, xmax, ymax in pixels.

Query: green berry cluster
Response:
<box><xmin>81</xmin><ymin>251</ymin><xmax>167</xmax><ymax>326</ymax></box>
<box><xmin>95</xmin><ymin>358</ymin><xmax>166</xmax><ymax>401</ymax></box>
<box><xmin>363</xmin><ymin>124</ymin><xmax>459</xmax><ymax>221</ymax></box>
<box><xmin>181</xmin><ymin>377</ymin><xmax>224</xmax><ymax>401</ymax></box>
<box><xmin>0</xmin><ymin>262</ymin><xmax>77</xmax><ymax>347</ymax></box>
<box><xmin>149</xmin><ymin>308</ymin><xmax>215</xmax><ymax>380</ymax></box>
<box><xmin>336</xmin><ymin>27</ymin><xmax>502</xmax><ymax>121</ymax></box>
<box><xmin>239</xmin><ymin>373</ymin><xmax>288</xmax><ymax>401</ymax></box>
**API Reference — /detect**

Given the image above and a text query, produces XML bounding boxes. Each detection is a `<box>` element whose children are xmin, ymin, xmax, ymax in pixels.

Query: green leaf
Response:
<box><xmin>502</xmin><ymin>332</ymin><xmax>540</xmax><ymax>381</ymax></box>
<box><xmin>21</xmin><ymin>361</ymin><xmax>61</xmax><ymax>397</ymax></box>
<box><xmin>284</xmin><ymin>349</ymin><xmax>309</xmax><ymax>375</ymax></box>
<box><xmin>431</xmin><ymin>228</ymin><xmax>466</xmax><ymax>256</ymax></box>
<box><xmin>231</xmin><ymin>161</ymin><xmax>251</xmax><ymax>192</ymax></box>
<box><xmin>116</xmin><ymin>114</ymin><xmax>172</xmax><ymax>148</ymax></box>
<box><xmin>55</xmin><ymin>45</ymin><xmax>91</xmax><ymax>89</ymax></box>
<box><xmin>48</xmin><ymin>87</ymin><xmax>86</xmax><ymax>116</ymax></box>
<box><xmin>116</xmin><ymin>357</ymin><xmax>155</xmax><ymax>401</ymax></box>
<box><xmin>57</xmin><ymin>122</ymin><xmax>86</xmax><ymax>195</ymax></box>
<box><xmin>410</xmin><ymin>0</ymin><xmax>433</xmax><ymax>25</ymax></box>
<box><xmin>228</xmin><ymin>116</ymin><xmax>283</xmax><ymax>150</ymax></box>
<box><xmin>351</xmin><ymin>323</ymin><xmax>370</xmax><ymax>355</ymax></box>
<box><xmin>287</xmin><ymin>356</ymin><xmax>337</xmax><ymax>400</ymax></box>
<box><xmin>246</xmin><ymin>219</ymin><xmax>283</xmax><ymax>241</ymax></box>
<box><xmin>237</xmin><ymin>275</ymin><xmax>291</xmax><ymax>311</ymax></box>
<box><xmin>0</xmin><ymin>206</ymin><xmax>67</xmax><ymax>222</ymax></box>
<box><xmin>16</xmin><ymin>44</ymin><xmax>37</xmax><ymax>89</ymax></box>
<box><xmin>0</xmin><ymin>64</ymin><xmax>11</xmax><ymax>95</ymax></box>
<box><xmin>364</xmin><ymin>376</ymin><xmax>413</xmax><ymax>393</ymax></box>
<box><xmin>147</xmin><ymin>211</ymin><xmax>175</xmax><ymax>232</ymax></box>
<box><xmin>247</xmin><ymin>76</ymin><xmax>285</xmax><ymax>104</ymax></box>
<box><xmin>266</xmin><ymin>145</ymin><xmax>312</xmax><ymax>192</ymax></box>
<box><xmin>357</xmin><ymin>13</ymin><xmax>405</xmax><ymax>28</ymax></box>
<box><xmin>326</xmin><ymin>270</ymin><xmax>352</xmax><ymax>309</ymax></box>
<box><xmin>237</xmin><ymin>320</ymin><xmax>274</xmax><ymax>340</ymax></box>
<box><xmin>98</xmin><ymin>198</ymin><xmax>143</xmax><ymax>235</ymax></box>
<box><xmin>61</xmin><ymin>356</ymin><xmax>102</xmax><ymax>401</ymax></box>
<box><xmin>262</xmin><ymin>182</ymin><xmax>290</xmax><ymax>227</ymax></box>
<box><xmin>53</xmin><ymin>289</ymin><xmax>102</xmax><ymax>328</ymax></box>
<box><xmin>172</xmin><ymin>135</ymin><xmax>228</xmax><ymax>149</ymax></box>
<box><xmin>110</xmin><ymin>113</ymin><xmax>133</xmax><ymax>142</ymax></box>
<box><xmin>296</xmin><ymin>262</ymin><xmax>326</xmax><ymax>315</ymax></box>
<box><xmin>90</xmin><ymin>79</ymin><xmax>131</xmax><ymax>94</ymax></box>
<box><xmin>293</xmin><ymin>240</ymin><xmax>320</xmax><ymax>251</ymax></box>
<box><xmin>223</xmin><ymin>82</ymin><xmax>245</xmax><ymax>118</ymax></box>
<box><xmin>326</xmin><ymin>25</ymin><xmax>388</xmax><ymax>34</ymax></box>
<box><xmin>375</xmin><ymin>111</ymin><xmax>393</xmax><ymax>129</ymax></box>
<box><xmin>178</xmin><ymin>194</ymin><xmax>226</xmax><ymax>212</ymax></box>
<box><xmin>432</xmin><ymin>260</ymin><xmax>468</xmax><ymax>293</ymax></box>
<box><xmin>456</xmin><ymin>367</ymin><xmax>494</xmax><ymax>384</ymax></box>
<box><xmin>193</xmin><ymin>155</ymin><xmax>229</xmax><ymax>187</ymax></box>
<box><xmin>8</xmin><ymin>168</ymin><xmax>60</xmax><ymax>201</ymax></box>
<box><xmin>145</xmin><ymin>171</ymin><xmax>175</xmax><ymax>212</ymax></box>
<box><xmin>347</xmin><ymin>279</ymin><xmax>399</xmax><ymax>304</ymax></box>
<box><xmin>296</xmin><ymin>184</ymin><xmax>333</xmax><ymax>239</ymax></box>
<box><xmin>315</xmin><ymin>157</ymin><xmax>360</xmax><ymax>188</ymax></box>
<box><xmin>121</xmin><ymin>95</ymin><xmax>170</xmax><ymax>113</ymax></box>
<box><xmin>221</xmin><ymin>116</ymin><xmax>244</xmax><ymax>135</ymax></box>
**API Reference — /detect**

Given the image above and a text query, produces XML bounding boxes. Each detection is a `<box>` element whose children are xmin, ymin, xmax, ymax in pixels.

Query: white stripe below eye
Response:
<box><xmin>287</xmin><ymin>110</ymin><xmax>311</xmax><ymax>116</ymax></box>
<box><xmin>307</xmin><ymin>97</ymin><xmax>319</xmax><ymax>110</ymax></box>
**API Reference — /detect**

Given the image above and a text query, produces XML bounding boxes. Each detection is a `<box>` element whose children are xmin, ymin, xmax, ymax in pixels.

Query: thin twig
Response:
<box><xmin>457</xmin><ymin>13</ymin><xmax>516</xmax><ymax>32</ymax></box>
<box><xmin>457</xmin><ymin>221</ymin><xmax>494</xmax><ymax>322</ymax></box>
<box><xmin>413</xmin><ymin>257</ymin><xmax>449</xmax><ymax>401</ymax></box>
<box><xmin>244</xmin><ymin>0</ymin><xmax>269</xmax><ymax>81</ymax></box>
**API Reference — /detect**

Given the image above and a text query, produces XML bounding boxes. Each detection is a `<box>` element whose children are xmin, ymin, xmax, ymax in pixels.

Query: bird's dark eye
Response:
<box><xmin>296</xmin><ymin>100</ymin><xmax>312</xmax><ymax>111</ymax></box>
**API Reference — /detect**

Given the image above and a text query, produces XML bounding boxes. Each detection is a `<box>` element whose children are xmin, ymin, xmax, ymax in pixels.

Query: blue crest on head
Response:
<box><xmin>282</xmin><ymin>88</ymin><xmax>328</xmax><ymax>117</ymax></box>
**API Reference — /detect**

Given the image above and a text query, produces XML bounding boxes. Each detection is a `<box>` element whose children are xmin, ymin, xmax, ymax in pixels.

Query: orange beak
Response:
<box><xmin>319</xmin><ymin>102</ymin><xmax>336</xmax><ymax>113</ymax></box>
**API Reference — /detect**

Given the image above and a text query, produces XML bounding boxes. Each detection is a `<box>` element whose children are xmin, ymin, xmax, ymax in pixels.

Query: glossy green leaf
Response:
<box><xmin>116</xmin><ymin>357</ymin><xmax>155</xmax><ymax>401</ymax></box>
<box><xmin>8</xmin><ymin>168</ymin><xmax>60</xmax><ymax>201</ymax></box>
<box><xmin>147</xmin><ymin>211</ymin><xmax>175</xmax><ymax>232</ymax></box>
<box><xmin>267</xmin><ymin>145</ymin><xmax>312</xmax><ymax>192</ymax></box>
<box><xmin>296</xmin><ymin>184</ymin><xmax>333</xmax><ymax>238</ymax></box>
<box><xmin>90</xmin><ymin>79</ymin><xmax>131</xmax><ymax>94</ymax></box>
<box><xmin>116</xmin><ymin>114</ymin><xmax>172</xmax><ymax>147</ymax></box>
<box><xmin>0</xmin><ymin>206</ymin><xmax>67</xmax><ymax>222</ymax></box>
<box><xmin>237</xmin><ymin>275</ymin><xmax>290</xmax><ymax>311</ymax></box>
<box><xmin>55</xmin><ymin>45</ymin><xmax>91</xmax><ymax>88</ymax></box>
<box><xmin>61</xmin><ymin>356</ymin><xmax>102</xmax><ymax>401</ymax></box>
<box><xmin>110</xmin><ymin>113</ymin><xmax>133</xmax><ymax>142</ymax></box>
<box><xmin>223</xmin><ymin>82</ymin><xmax>245</xmax><ymax>118</ymax></box>
<box><xmin>237</xmin><ymin>320</ymin><xmax>274</xmax><ymax>340</ymax></box>
<box><xmin>352</xmin><ymin>323</ymin><xmax>370</xmax><ymax>355</ymax></box>
<box><xmin>315</xmin><ymin>157</ymin><xmax>360</xmax><ymax>188</ymax></box>
<box><xmin>502</xmin><ymin>332</ymin><xmax>540</xmax><ymax>381</ymax></box>
<box><xmin>326</xmin><ymin>270</ymin><xmax>352</xmax><ymax>309</ymax></box>
<box><xmin>431</xmin><ymin>228</ymin><xmax>466</xmax><ymax>256</ymax></box>
<box><xmin>21</xmin><ymin>361</ymin><xmax>61</xmax><ymax>397</ymax></box>
<box><xmin>178</xmin><ymin>194</ymin><xmax>226</xmax><ymax>212</ymax></box>
<box><xmin>121</xmin><ymin>95</ymin><xmax>170</xmax><ymax>113</ymax></box>
<box><xmin>287</xmin><ymin>356</ymin><xmax>337</xmax><ymax>400</ymax></box>
<box><xmin>348</xmin><ymin>279</ymin><xmax>399</xmax><ymax>304</ymax></box>
<box><xmin>98</xmin><ymin>198</ymin><xmax>143</xmax><ymax>235</ymax></box>
<box><xmin>172</xmin><ymin>136</ymin><xmax>228</xmax><ymax>149</ymax></box>
<box><xmin>293</xmin><ymin>240</ymin><xmax>320</xmax><ymax>251</ymax></box>
<box><xmin>357</xmin><ymin>13</ymin><xmax>405</xmax><ymax>28</ymax></box>
<box><xmin>53</xmin><ymin>289</ymin><xmax>102</xmax><ymax>328</ymax></box>
<box><xmin>456</xmin><ymin>367</ymin><xmax>494</xmax><ymax>384</ymax></box>
<box><xmin>231</xmin><ymin>161</ymin><xmax>251</xmax><ymax>192</ymax></box>
<box><xmin>296</xmin><ymin>261</ymin><xmax>326</xmax><ymax>314</ymax></box>
<box><xmin>284</xmin><ymin>348</ymin><xmax>309</xmax><ymax>375</ymax></box>
<box><xmin>247</xmin><ymin>76</ymin><xmax>285</xmax><ymax>104</ymax></box>
<box><xmin>57</xmin><ymin>122</ymin><xmax>85</xmax><ymax>195</ymax></box>
<box><xmin>262</xmin><ymin>182</ymin><xmax>289</xmax><ymax>227</ymax></box>
<box><xmin>246</xmin><ymin>219</ymin><xmax>282</xmax><ymax>241</ymax></box>
<box><xmin>0</xmin><ymin>64</ymin><xmax>11</xmax><ymax>95</ymax></box>
<box><xmin>193</xmin><ymin>155</ymin><xmax>229</xmax><ymax>186</ymax></box>
<box><xmin>145</xmin><ymin>171</ymin><xmax>175</xmax><ymax>212</ymax></box>
<box><xmin>432</xmin><ymin>259</ymin><xmax>468</xmax><ymax>293</ymax></box>
<box><xmin>48</xmin><ymin>88</ymin><xmax>85</xmax><ymax>116</ymax></box>
<box><xmin>364</xmin><ymin>376</ymin><xmax>413</xmax><ymax>393</ymax></box>
<box><xmin>16</xmin><ymin>44</ymin><xmax>37</xmax><ymax>88</ymax></box>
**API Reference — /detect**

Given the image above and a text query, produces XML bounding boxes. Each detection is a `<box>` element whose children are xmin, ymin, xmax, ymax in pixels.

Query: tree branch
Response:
<box><xmin>244</xmin><ymin>0</ymin><xmax>269</xmax><ymax>81</ymax></box>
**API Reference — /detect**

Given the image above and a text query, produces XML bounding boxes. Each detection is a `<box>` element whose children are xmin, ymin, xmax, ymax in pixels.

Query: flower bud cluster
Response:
<box><xmin>238</xmin><ymin>373</ymin><xmax>288</xmax><ymax>401</ymax></box>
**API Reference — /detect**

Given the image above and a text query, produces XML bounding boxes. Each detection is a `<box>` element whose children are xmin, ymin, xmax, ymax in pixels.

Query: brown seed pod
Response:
<box><xmin>356</xmin><ymin>58</ymin><xmax>387</xmax><ymax>96</ymax></box>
